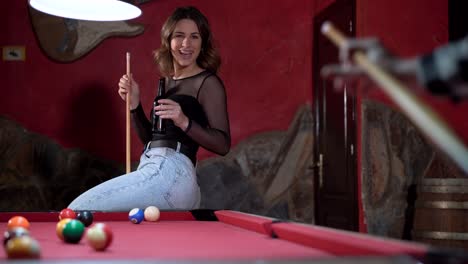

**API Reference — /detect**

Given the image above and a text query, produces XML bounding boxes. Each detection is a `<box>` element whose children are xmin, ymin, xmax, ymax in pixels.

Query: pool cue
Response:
<box><xmin>126</xmin><ymin>52</ymin><xmax>131</xmax><ymax>173</ymax></box>
<box><xmin>321</xmin><ymin>21</ymin><xmax>468</xmax><ymax>174</ymax></box>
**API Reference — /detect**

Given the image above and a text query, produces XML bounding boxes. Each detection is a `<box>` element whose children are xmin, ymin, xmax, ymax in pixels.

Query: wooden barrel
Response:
<box><xmin>413</xmin><ymin>178</ymin><xmax>468</xmax><ymax>250</ymax></box>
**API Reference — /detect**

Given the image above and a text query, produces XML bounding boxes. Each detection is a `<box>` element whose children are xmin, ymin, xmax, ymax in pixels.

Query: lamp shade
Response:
<box><xmin>29</xmin><ymin>0</ymin><xmax>142</xmax><ymax>21</ymax></box>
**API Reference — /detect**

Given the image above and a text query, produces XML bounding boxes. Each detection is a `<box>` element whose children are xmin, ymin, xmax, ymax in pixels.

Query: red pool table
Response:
<box><xmin>0</xmin><ymin>210</ymin><xmax>450</xmax><ymax>263</ymax></box>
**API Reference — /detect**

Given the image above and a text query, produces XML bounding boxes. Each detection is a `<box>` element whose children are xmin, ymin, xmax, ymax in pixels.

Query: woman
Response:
<box><xmin>68</xmin><ymin>6</ymin><xmax>230</xmax><ymax>211</ymax></box>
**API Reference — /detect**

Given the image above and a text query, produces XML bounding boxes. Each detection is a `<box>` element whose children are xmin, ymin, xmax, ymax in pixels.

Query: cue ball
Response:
<box><xmin>5</xmin><ymin>236</ymin><xmax>41</xmax><ymax>259</ymax></box>
<box><xmin>7</xmin><ymin>216</ymin><xmax>30</xmax><ymax>230</ymax></box>
<box><xmin>128</xmin><ymin>208</ymin><xmax>144</xmax><ymax>224</ymax></box>
<box><xmin>86</xmin><ymin>223</ymin><xmax>113</xmax><ymax>251</ymax></box>
<box><xmin>144</xmin><ymin>206</ymin><xmax>160</xmax><ymax>222</ymax></box>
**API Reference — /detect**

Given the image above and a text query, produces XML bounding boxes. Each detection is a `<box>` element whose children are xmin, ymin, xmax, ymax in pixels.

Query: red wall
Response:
<box><xmin>0</xmin><ymin>0</ymin><xmax>314</xmax><ymax>162</ymax></box>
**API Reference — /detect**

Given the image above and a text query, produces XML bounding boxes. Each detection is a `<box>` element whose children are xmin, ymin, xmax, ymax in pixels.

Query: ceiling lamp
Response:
<box><xmin>28</xmin><ymin>0</ymin><xmax>142</xmax><ymax>21</ymax></box>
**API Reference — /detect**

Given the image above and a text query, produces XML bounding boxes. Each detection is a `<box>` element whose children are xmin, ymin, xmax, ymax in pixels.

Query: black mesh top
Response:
<box><xmin>131</xmin><ymin>71</ymin><xmax>230</xmax><ymax>160</ymax></box>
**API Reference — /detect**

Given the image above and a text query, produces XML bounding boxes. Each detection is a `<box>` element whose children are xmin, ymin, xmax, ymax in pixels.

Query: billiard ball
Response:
<box><xmin>3</xmin><ymin>227</ymin><xmax>30</xmax><ymax>247</ymax></box>
<box><xmin>7</xmin><ymin>216</ymin><xmax>30</xmax><ymax>230</ymax></box>
<box><xmin>62</xmin><ymin>219</ymin><xmax>85</xmax><ymax>243</ymax></box>
<box><xmin>56</xmin><ymin>218</ymin><xmax>72</xmax><ymax>241</ymax></box>
<box><xmin>76</xmin><ymin>211</ymin><xmax>94</xmax><ymax>227</ymax></box>
<box><xmin>128</xmin><ymin>208</ymin><xmax>144</xmax><ymax>224</ymax></box>
<box><xmin>5</xmin><ymin>236</ymin><xmax>40</xmax><ymax>259</ymax></box>
<box><xmin>144</xmin><ymin>206</ymin><xmax>160</xmax><ymax>222</ymax></box>
<box><xmin>86</xmin><ymin>223</ymin><xmax>113</xmax><ymax>251</ymax></box>
<box><xmin>59</xmin><ymin>208</ymin><xmax>76</xmax><ymax>220</ymax></box>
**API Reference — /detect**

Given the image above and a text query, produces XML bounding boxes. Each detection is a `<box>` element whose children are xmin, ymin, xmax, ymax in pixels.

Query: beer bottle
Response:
<box><xmin>152</xmin><ymin>78</ymin><xmax>166</xmax><ymax>134</ymax></box>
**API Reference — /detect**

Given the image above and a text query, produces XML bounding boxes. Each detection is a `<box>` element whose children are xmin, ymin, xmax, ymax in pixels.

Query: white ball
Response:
<box><xmin>144</xmin><ymin>206</ymin><xmax>160</xmax><ymax>222</ymax></box>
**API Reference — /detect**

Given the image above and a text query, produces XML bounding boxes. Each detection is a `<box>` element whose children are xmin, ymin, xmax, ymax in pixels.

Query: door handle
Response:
<box><xmin>309</xmin><ymin>153</ymin><xmax>324</xmax><ymax>189</ymax></box>
<box><xmin>317</xmin><ymin>154</ymin><xmax>324</xmax><ymax>189</ymax></box>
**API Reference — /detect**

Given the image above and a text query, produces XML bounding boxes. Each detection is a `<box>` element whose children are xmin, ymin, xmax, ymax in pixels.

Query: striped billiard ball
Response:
<box><xmin>86</xmin><ymin>223</ymin><xmax>113</xmax><ymax>251</ymax></box>
<box><xmin>128</xmin><ymin>208</ymin><xmax>144</xmax><ymax>224</ymax></box>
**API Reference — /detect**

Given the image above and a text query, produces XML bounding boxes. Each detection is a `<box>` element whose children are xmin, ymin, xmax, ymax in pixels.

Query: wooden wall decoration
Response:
<box><xmin>28</xmin><ymin>7</ymin><xmax>145</xmax><ymax>63</ymax></box>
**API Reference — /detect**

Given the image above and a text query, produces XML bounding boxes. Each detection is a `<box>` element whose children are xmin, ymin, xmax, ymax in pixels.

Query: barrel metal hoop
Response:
<box><xmin>415</xmin><ymin>201</ymin><xmax>468</xmax><ymax>209</ymax></box>
<box><xmin>419</xmin><ymin>186</ymin><xmax>468</xmax><ymax>194</ymax></box>
<box><xmin>413</xmin><ymin>231</ymin><xmax>468</xmax><ymax>241</ymax></box>
<box><xmin>421</xmin><ymin>178</ymin><xmax>468</xmax><ymax>186</ymax></box>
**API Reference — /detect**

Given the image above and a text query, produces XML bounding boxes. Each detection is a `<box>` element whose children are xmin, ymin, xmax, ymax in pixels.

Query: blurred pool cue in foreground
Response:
<box><xmin>126</xmin><ymin>52</ymin><xmax>131</xmax><ymax>173</ymax></box>
<box><xmin>321</xmin><ymin>21</ymin><xmax>468</xmax><ymax>174</ymax></box>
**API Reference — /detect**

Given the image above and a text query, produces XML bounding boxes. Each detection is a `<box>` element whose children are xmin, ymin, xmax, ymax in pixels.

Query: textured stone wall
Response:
<box><xmin>362</xmin><ymin>99</ymin><xmax>433</xmax><ymax>238</ymax></box>
<box><xmin>0</xmin><ymin>116</ymin><xmax>125</xmax><ymax>211</ymax></box>
<box><xmin>198</xmin><ymin>104</ymin><xmax>315</xmax><ymax>223</ymax></box>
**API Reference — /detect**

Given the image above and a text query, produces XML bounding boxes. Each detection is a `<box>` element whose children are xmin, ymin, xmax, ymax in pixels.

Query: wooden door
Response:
<box><xmin>313</xmin><ymin>0</ymin><xmax>358</xmax><ymax>231</ymax></box>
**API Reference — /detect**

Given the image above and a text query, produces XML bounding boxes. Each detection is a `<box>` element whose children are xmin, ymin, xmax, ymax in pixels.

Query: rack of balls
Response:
<box><xmin>56</xmin><ymin>208</ymin><xmax>113</xmax><ymax>251</ymax></box>
<box><xmin>3</xmin><ymin>207</ymin><xmax>160</xmax><ymax>258</ymax></box>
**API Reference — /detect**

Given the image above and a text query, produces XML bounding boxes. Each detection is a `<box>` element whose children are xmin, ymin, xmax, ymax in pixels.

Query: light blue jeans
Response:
<box><xmin>68</xmin><ymin>147</ymin><xmax>200</xmax><ymax>211</ymax></box>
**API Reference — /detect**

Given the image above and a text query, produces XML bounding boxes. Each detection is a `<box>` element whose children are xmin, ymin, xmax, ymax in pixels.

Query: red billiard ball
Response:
<box><xmin>7</xmin><ymin>216</ymin><xmax>30</xmax><ymax>230</ymax></box>
<box><xmin>5</xmin><ymin>236</ymin><xmax>40</xmax><ymax>259</ymax></box>
<box><xmin>59</xmin><ymin>208</ymin><xmax>76</xmax><ymax>220</ymax></box>
<box><xmin>86</xmin><ymin>223</ymin><xmax>113</xmax><ymax>251</ymax></box>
